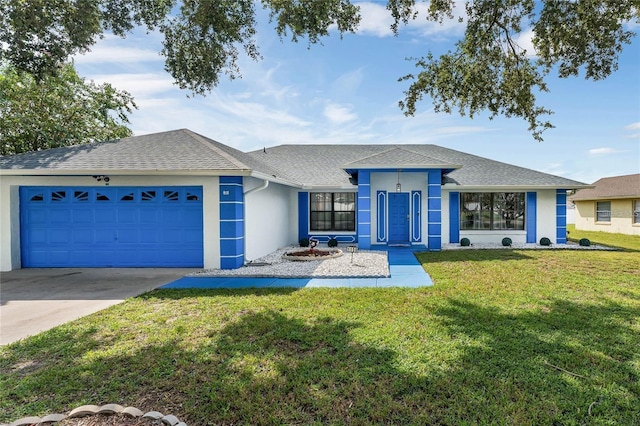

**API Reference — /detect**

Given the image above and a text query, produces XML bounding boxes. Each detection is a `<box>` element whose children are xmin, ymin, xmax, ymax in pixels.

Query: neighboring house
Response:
<box><xmin>568</xmin><ymin>173</ymin><xmax>640</xmax><ymax>236</ymax></box>
<box><xmin>0</xmin><ymin>129</ymin><xmax>589</xmax><ymax>271</ymax></box>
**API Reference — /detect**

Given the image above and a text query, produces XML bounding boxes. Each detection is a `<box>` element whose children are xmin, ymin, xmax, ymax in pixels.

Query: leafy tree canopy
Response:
<box><xmin>1</xmin><ymin>0</ymin><xmax>637</xmax><ymax>141</ymax></box>
<box><xmin>0</xmin><ymin>62</ymin><xmax>136</xmax><ymax>155</ymax></box>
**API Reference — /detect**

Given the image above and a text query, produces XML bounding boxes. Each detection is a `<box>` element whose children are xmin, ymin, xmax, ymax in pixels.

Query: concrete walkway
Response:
<box><xmin>0</xmin><ymin>268</ymin><xmax>196</xmax><ymax>345</ymax></box>
<box><xmin>162</xmin><ymin>246</ymin><xmax>432</xmax><ymax>289</ymax></box>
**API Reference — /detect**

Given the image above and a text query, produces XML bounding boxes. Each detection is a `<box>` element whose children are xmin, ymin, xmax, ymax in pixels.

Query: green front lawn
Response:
<box><xmin>1</xmin><ymin>248</ymin><xmax>639</xmax><ymax>425</ymax></box>
<box><xmin>567</xmin><ymin>224</ymin><xmax>640</xmax><ymax>251</ymax></box>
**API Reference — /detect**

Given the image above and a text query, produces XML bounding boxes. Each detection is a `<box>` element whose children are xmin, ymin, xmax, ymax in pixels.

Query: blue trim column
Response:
<box><xmin>526</xmin><ymin>192</ymin><xmax>537</xmax><ymax>243</ymax></box>
<box><xmin>427</xmin><ymin>171</ymin><xmax>442</xmax><ymax>250</ymax></box>
<box><xmin>298</xmin><ymin>192</ymin><xmax>309</xmax><ymax>242</ymax></box>
<box><xmin>449</xmin><ymin>192</ymin><xmax>460</xmax><ymax>244</ymax></box>
<box><xmin>411</xmin><ymin>190</ymin><xmax>422</xmax><ymax>242</ymax></box>
<box><xmin>556</xmin><ymin>189</ymin><xmax>567</xmax><ymax>243</ymax></box>
<box><xmin>219</xmin><ymin>177</ymin><xmax>244</xmax><ymax>269</ymax></box>
<box><xmin>357</xmin><ymin>171</ymin><xmax>371</xmax><ymax>249</ymax></box>
<box><xmin>376</xmin><ymin>190</ymin><xmax>387</xmax><ymax>242</ymax></box>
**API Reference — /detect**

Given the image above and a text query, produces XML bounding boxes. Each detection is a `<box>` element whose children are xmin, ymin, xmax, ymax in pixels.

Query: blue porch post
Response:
<box><xmin>298</xmin><ymin>192</ymin><xmax>309</xmax><ymax>242</ymax></box>
<box><xmin>449</xmin><ymin>192</ymin><xmax>460</xmax><ymax>244</ymax></box>
<box><xmin>427</xmin><ymin>171</ymin><xmax>442</xmax><ymax>250</ymax></box>
<box><xmin>357</xmin><ymin>171</ymin><xmax>371</xmax><ymax>249</ymax></box>
<box><xmin>526</xmin><ymin>192</ymin><xmax>537</xmax><ymax>243</ymax></box>
<box><xmin>556</xmin><ymin>189</ymin><xmax>567</xmax><ymax>243</ymax></box>
<box><xmin>219</xmin><ymin>176</ymin><xmax>244</xmax><ymax>269</ymax></box>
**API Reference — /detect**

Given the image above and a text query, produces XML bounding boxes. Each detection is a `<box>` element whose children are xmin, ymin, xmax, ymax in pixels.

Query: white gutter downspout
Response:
<box><xmin>242</xmin><ymin>179</ymin><xmax>270</xmax><ymax>265</ymax></box>
<box><xmin>243</xmin><ymin>179</ymin><xmax>269</xmax><ymax>195</ymax></box>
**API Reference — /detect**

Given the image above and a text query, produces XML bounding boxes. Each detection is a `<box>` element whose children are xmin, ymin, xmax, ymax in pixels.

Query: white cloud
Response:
<box><xmin>87</xmin><ymin>73</ymin><xmax>176</xmax><ymax>97</ymax></box>
<box><xmin>356</xmin><ymin>2</ymin><xmax>394</xmax><ymax>37</ymax></box>
<box><xmin>74</xmin><ymin>46</ymin><xmax>162</xmax><ymax>64</ymax></box>
<box><xmin>588</xmin><ymin>147</ymin><xmax>623</xmax><ymax>155</ymax></box>
<box><xmin>324</xmin><ymin>103</ymin><xmax>358</xmax><ymax>124</ymax></box>
<box><xmin>624</xmin><ymin>122</ymin><xmax>640</xmax><ymax>130</ymax></box>
<box><xmin>355</xmin><ymin>1</ymin><xmax>466</xmax><ymax>38</ymax></box>
<box><xmin>514</xmin><ymin>28</ymin><xmax>537</xmax><ymax>58</ymax></box>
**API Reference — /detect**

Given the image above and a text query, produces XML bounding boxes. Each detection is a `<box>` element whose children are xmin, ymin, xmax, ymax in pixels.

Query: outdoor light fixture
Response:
<box><xmin>396</xmin><ymin>170</ymin><xmax>402</xmax><ymax>192</ymax></box>
<box><xmin>92</xmin><ymin>175</ymin><xmax>110</xmax><ymax>184</ymax></box>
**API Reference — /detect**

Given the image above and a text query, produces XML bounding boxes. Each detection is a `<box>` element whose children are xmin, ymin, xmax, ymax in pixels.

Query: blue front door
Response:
<box><xmin>388</xmin><ymin>192</ymin><xmax>410</xmax><ymax>244</ymax></box>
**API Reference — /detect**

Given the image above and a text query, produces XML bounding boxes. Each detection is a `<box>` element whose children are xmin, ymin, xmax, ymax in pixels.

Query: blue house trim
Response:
<box><xmin>411</xmin><ymin>190</ymin><xmax>422</xmax><ymax>242</ymax></box>
<box><xmin>357</xmin><ymin>171</ymin><xmax>371</xmax><ymax>249</ymax></box>
<box><xmin>427</xmin><ymin>171</ymin><xmax>442</xmax><ymax>250</ymax></box>
<box><xmin>526</xmin><ymin>192</ymin><xmax>537</xmax><ymax>243</ymax></box>
<box><xmin>219</xmin><ymin>176</ymin><xmax>244</xmax><ymax>269</ymax></box>
<box><xmin>376</xmin><ymin>190</ymin><xmax>387</xmax><ymax>242</ymax></box>
<box><xmin>298</xmin><ymin>192</ymin><xmax>309</xmax><ymax>242</ymax></box>
<box><xmin>556</xmin><ymin>189</ymin><xmax>567</xmax><ymax>243</ymax></box>
<box><xmin>449</xmin><ymin>192</ymin><xmax>460</xmax><ymax>244</ymax></box>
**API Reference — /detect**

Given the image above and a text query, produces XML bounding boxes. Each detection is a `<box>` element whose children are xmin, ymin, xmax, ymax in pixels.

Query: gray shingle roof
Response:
<box><xmin>1</xmin><ymin>129</ymin><xmax>590</xmax><ymax>189</ymax></box>
<box><xmin>0</xmin><ymin>129</ymin><xmax>281</xmax><ymax>177</ymax></box>
<box><xmin>247</xmin><ymin>144</ymin><xmax>588</xmax><ymax>188</ymax></box>
<box><xmin>569</xmin><ymin>174</ymin><xmax>640</xmax><ymax>201</ymax></box>
<box><xmin>341</xmin><ymin>147</ymin><xmax>459</xmax><ymax>169</ymax></box>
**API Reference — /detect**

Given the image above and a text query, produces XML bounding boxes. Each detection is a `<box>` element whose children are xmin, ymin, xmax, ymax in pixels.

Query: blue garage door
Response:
<box><xmin>20</xmin><ymin>186</ymin><xmax>204</xmax><ymax>267</ymax></box>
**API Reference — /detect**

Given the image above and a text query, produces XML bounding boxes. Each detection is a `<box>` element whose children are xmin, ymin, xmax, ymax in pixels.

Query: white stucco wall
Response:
<box><xmin>0</xmin><ymin>175</ymin><xmax>221</xmax><ymax>271</ymax></box>
<box><xmin>536</xmin><ymin>190</ymin><xmax>558</xmax><ymax>243</ymax></box>
<box><xmin>243</xmin><ymin>178</ymin><xmax>296</xmax><ymax>261</ymax></box>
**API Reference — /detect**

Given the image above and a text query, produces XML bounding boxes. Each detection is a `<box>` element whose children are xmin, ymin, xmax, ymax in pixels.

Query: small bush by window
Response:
<box><xmin>501</xmin><ymin>237</ymin><xmax>512</xmax><ymax>247</ymax></box>
<box><xmin>460</xmin><ymin>238</ymin><xmax>471</xmax><ymax>246</ymax></box>
<box><xmin>539</xmin><ymin>237</ymin><xmax>551</xmax><ymax>246</ymax></box>
<box><xmin>579</xmin><ymin>238</ymin><xmax>591</xmax><ymax>246</ymax></box>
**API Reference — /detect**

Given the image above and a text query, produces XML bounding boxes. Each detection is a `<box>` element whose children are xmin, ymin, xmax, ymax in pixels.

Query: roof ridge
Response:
<box><xmin>184</xmin><ymin>129</ymin><xmax>250</xmax><ymax>170</ymax></box>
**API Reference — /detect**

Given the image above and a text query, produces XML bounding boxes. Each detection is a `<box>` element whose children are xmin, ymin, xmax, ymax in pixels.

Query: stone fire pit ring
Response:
<box><xmin>282</xmin><ymin>248</ymin><xmax>343</xmax><ymax>261</ymax></box>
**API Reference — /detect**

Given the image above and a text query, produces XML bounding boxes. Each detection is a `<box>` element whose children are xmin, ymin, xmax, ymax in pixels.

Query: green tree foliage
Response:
<box><xmin>0</xmin><ymin>63</ymin><xmax>136</xmax><ymax>155</ymax></box>
<box><xmin>1</xmin><ymin>0</ymin><xmax>637</xmax><ymax>141</ymax></box>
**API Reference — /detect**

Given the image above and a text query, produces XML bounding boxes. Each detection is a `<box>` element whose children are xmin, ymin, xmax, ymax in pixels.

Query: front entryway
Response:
<box><xmin>388</xmin><ymin>192</ymin><xmax>410</xmax><ymax>244</ymax></box>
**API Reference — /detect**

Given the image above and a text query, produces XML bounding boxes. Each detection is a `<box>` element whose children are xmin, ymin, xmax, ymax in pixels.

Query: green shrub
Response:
<box><xmin>328</xmin><ymin>238</ymin><xmax>338</xmax><ymax>247</ymax></box>
<box><xmin>299</xmin><ymin>238</ymin><xmax>309</xmax><ymax>247</ymax></box>
<box><xmin>539</xmin><ymin>237</ymin><xmax>551</xmax><ymax>246</ymax></box>
<box><xmin>579</xmin><ymin>238</ymin><xmax>591</xmax><ymax>247</ymax></box>
<box><xmin>460</xmin><ymin>238</ymin><xmax>471</xmax><ymax>247</ymax></box>
<box><xmin>501</xmin><ymin>237</ymin><xmax>512</xmax><ymax>247</ymax></box>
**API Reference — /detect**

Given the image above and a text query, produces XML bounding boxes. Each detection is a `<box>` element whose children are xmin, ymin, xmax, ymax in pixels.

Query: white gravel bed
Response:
<box><xmin>190</xmin><ymin>246</ymin><xmax>390</xmax><ymax>278</ymax></box>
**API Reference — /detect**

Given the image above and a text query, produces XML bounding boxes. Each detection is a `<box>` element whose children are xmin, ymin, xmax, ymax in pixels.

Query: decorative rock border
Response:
<box><xmin>2</xmin><ymin>404</ymin><xmax>186</xmax><ymax>426</ymax></box>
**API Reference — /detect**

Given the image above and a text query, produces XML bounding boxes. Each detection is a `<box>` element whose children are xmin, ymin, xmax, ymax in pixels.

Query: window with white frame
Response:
<box><xmin>634</xmin><ymin>200</ymin><xmax>640</xmax><ymax>224</ymax></box>
<box><xmin>310</xmin><ymin>192</ymin><xmax>356</xmax><ymax>231</ymax></box>
<box><xmin>596</xmin><ymin>201</ymin><xmax>611</xmax><ymax>222</ymax></box>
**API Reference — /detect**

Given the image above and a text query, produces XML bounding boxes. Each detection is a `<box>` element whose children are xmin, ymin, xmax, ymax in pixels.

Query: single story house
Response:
<box><xmin>568</xmin><ymin>173</ymin><xmax>640</xmax><ymax>236</ymax></box>
<box><xmin>0</xmin><ymin>129</ymin><xmax>590</xmax><ymax>271</ymax></box>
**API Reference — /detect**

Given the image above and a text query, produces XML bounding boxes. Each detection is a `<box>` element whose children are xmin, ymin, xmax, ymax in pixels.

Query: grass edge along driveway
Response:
<box><xmin>1</xmin><ymin>232</ymin><xmax>639</xmax><ymax>425</ymax></box>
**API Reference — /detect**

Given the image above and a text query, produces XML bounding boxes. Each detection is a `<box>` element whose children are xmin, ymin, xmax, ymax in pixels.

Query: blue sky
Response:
<box><xmin>73</xmin><ymin>2</ymin><xmax>640</xmax><ymax>184</ymax></box>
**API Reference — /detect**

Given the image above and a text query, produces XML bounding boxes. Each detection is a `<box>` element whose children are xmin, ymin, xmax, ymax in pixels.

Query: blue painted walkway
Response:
<box><xmin>162</xmin><ymin>245</ymin><xmax>432</xmax><ymax>289</ymax></box>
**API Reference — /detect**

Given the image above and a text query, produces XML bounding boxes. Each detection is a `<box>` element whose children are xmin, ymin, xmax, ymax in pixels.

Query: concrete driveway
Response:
<box><xmin>0</xmin><ymin>268</ymin><xmax>195</xmax><ymax>346</ymax></box>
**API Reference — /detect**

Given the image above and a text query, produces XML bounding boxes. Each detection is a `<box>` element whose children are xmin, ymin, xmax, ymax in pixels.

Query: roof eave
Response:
<box><xmin>443</xmin><ymin>184</ymin><xmax>593</xmax><ymax>190</ymax></box>
<box><xmin>570</xmin><ymin>194</ymin><xmax>640</xmax><ymax>201</ymax></box>
<box><xmin>343</xmin><ymin>164</ymin><xmax>462</xmax><ymax>170</ymax></box>
<box><xmin>0</xmin><ymin>168</ymin><xmax>254</xmax><ymax>177</ymax></box>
